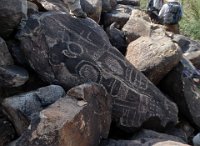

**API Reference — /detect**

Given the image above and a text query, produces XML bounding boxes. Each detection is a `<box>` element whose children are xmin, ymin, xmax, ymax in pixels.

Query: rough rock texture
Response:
<box><xmin>81</xmin><ymin>0</ymin><xmax>102</xmax><ymax>23</ymax></box>
<box><xmin>0</xmin><ymin>0</ymin><xmax>27</xmax><ymax>38</ymax></box>
<box><xmin>18</xmin><ymin>11</ymin><xmax>178</xmax><ymax>131</ymax></box>
<box><xmin>0</xmin><ymin>37</ymin><xmax>14</xmax><ymax>65</ymax></box>
<box><xmin>130</xmin><ymin>9</ymin><xmax>151</xmax><ymax>22</ymax></box>
<box><xmin>160</xmin><ymin>57</ymin><xmax>200</xmax><ymax>128</ymax></box>
<box><xmin>116</xmin><ymin>0</ymin><xmax>140</xmax><ymax>6</ymax></box>
<box><xmin>122</xmin><ymin>15</ymin><xmax>152</xmax><ymax>43</ymax></box>
<box><xmin>31</xmin><ymin>0</ymin><xmax>68</xmax><ymax>12</ymax></box>
<box><xmin>184</xmin><ymin>50</ymin><xmax>200</xmax><ymax>70</ymax></box>
<box><xmin>2</xmin><ymin>85</ymin><xmax>65</xmax><ymax>135</ymax></box>
<box><xmin>173</xmin><ymin>34</ymin><xmax>200</xmax><ymax>69</ymax></box>
<box><xmin>101</xmin><ymin>129</ymin><xmax>190</xmax><ymax>146</ymax></box>
<box><xmin>0</xmin><ymin>65</ymin><xmax>29</xmax><ymax>87</ymax></box>
<box><xmin>105</xmin><ymin>22</ymin><xmax>127</xmax><ymax>55</ymax></box>
<box><xmin>16</xmin><ymin>83</ymin><xmax>112</xmax><ymax>146</ymax></box>
<box><xmin>101</xmin><ymin>139</ymin><xmax>190</xmax><ymax>146</ymax></box>
<box><xmin>6</xmin><ymin>40</ymin><xmax>27</xmax><ymax>66</ymax></box>
<box><xmin>126</xmin><ymin>36</ymin><xmax>182</xmax><ymax>84</ymax></box>
<box><xmin>101</xmin><ymin>4</ymin><xmax>134</xmax><ymax>28</ymax></box>
<box><xmin>27</xmin><ymin>1</ymin><xmax>39</xmax><ymax>16</ymax></box>
<box><xmin>0</xmin><ymin>109</ymin><xmax>16</xmax><ymax>146</ymax></box>
<box><xmin>173</xmin><ymin>34</ymin><xmax>200</xmax><ymax>53</ymax></box>
<box><xmin>101</xmin><ymin>0</ymin><xmax>117</xmax><ymax>12</ymax></box>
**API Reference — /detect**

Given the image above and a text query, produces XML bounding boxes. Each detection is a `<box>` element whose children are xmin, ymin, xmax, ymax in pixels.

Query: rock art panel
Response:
<box><xmin>18</xmin><ymin>11</ymin><xmax>178</xmax><ymax>131</ymax></box>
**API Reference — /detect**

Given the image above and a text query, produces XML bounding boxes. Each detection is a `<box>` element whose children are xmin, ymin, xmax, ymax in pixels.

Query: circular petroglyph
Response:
<box><xmin>105</xmin><ymin>57</ymin><xmax>124</xmax><ymax>75</ymax></box>
<box><xmin>62</xmin><ymin>42</ymin><xmax>83</xmax><ymax>58</ymax></box>
<box><xmin>76</xmin><ymin>61</ymin><xmax>100</xmax><ymax>83</ymax></box>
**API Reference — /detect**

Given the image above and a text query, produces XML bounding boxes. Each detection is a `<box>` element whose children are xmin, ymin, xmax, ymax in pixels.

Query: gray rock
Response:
<box><xmin>16</xmin><ymin>83</ymin><xmax>111</xmax><ymax>146</ymax></box>
<box><xmin>101</xmin><ymin>129</ymin><xmax>189</xmax><ymax>145</ymax></box>
<box><xmin>101</xmin><ymin>0</ymin><xmax>118</xmax><ymax>12</ymax></box>
<box><xmin>27</xmin><ymin>1</ymin><xmax>39</xmax><ymax>16</ymax></box>
<box><xmin>0</xmin><ymin>65</ymin><xmax>29</xmax><ymax>87</ymax></box>
<box><xmin>0</xmin><ymin>109</ymin><xmax>16</xmax><ymax>146</ymax></box>
<box><xmin>102</xmin><ymin>4</ymin><xmax>134</xmax><ymax>28</ymax></box>
<box><xmin>81</xmin><ymin>0</ymin><xmax>102</xmax><ymax>23</ymax></box>
<box><xmin>31</xmin><ymin>0</ymin><xmax>68</xmax><ymax>12</ymax></box>
<box><xmin>193</xmin><ymin>133</ymin><xmax>200</xmax><ymax>146</ymax></box>
<box><xmin>126</xmin><ymin>36</ymin><xmax>182</xmax><ymax>84</ymax></box>
<box><xmin>0</xmin><ymin>0</ymin><xmax>27</xmax><ymax>38</ymax></box>
<box><xmin>105</xmin><ymin>22</ymin><xmax>127</xmax><ymax>55</ymax></box>
<box><xmin>2</xmin><ymin>85</ymin><xmax>65</xmax><ymax>135</ymax></box>
<box><xmin>0</xmin><ymin>37</ymin><xmax>14</xmax><ymax>66</ymax></box>
<box><xmin>18</xmin><ymin>11</ymin><xmax>178</xmax><ymax>131</ymax></box>
<box><xmin>173</xmin><ymin>34</ymin><xmax>200</xmax><ymax>70</ymax></box>
<box><xmin>160</xmin><ymin>57</ymin><xmax>200</xmax><ymax>128</ymax></box>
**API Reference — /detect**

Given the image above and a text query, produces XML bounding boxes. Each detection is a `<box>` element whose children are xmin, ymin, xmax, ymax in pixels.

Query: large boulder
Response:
<box><xmin>0</xmin><ymin>37</ymin><xmax>14</xmax><ymax>65</ymax></box>
<box><xmin>18</xmin><ymin>11</ymin><xmax>178</xmax><ymax>131</ymax></box>
<box><xmin>160</xmin><ymin>57</ymin><xmax>200</xmax><ymax>128</ymax></box>
<box><xmin>16</xmin><ymin>83</ymin><xmax>112</xmax><ymax>146</ymax></box>
<box><xmin>0</xmin><ymin>65</ymin><xmax>29</xmax><ymax>87</ymax></box>
<box><xmin>27</xmin><ymin>1</ymin><xmax>39</xmax><ymax>16</ymax></box>
<box><xmin>0</xmin><ymin>0</ymin><xmax>27</xmax><ymax>38</ymax></box>
<box><xmin>2</xmin><ymin>85</ymin><xmax>65</xmax><ymax>135</ymax></box>
<box><xmin>126</xmin><ymin>36</ymin><xmax>182</xmax><ymax>84</ymax></box>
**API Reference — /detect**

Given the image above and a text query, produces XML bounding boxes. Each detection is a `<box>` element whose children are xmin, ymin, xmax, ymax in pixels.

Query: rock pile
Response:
<box><xmin>0</xmin><ymin>0</ymin><xmax>200</xmax><ymax>146</ymax></box>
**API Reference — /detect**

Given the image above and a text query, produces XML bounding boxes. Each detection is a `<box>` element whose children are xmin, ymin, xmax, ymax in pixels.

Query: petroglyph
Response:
<box><xmin>18</xmin><ymin>12</ymin><xmax>178</xmax><ymax>130</ymax></box>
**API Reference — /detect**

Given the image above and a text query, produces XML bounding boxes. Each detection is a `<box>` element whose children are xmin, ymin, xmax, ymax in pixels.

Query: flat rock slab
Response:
<box><xmin>0</xmin><ymin>65</ymin><xmax>29</xmax><ymax>87</ymax></box>
<box><xmin>2</xmin><ymin>85</ymin><xmax>65</xmax><ymax>135</ymax></box>
<box><xmin>18</xmin><ymin>11</ymin><xmax>178</xmax><ymax>131</ymax></box>
<box><xmin>16</xmin><ymin>83</ymin><xmax>111</xmax><ymax>146</ymax></box>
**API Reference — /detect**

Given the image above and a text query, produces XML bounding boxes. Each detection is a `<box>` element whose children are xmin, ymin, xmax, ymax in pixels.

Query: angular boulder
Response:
<box><xmin>122</xmin><ymin>14</ymin><xmax>152</xmax><ymax>43</ymax></box>
<box><xmin>0</xmin><ymin>0</ymin><xmax>27</xmax><ymax>38</ymax></box>
<box><xmin>27</xmin><ymin>1</ymin><xmax>39</xmax><ymax>16</ymax></box>
<box><xmin>0</xmin><ymin>37</ymin><xmax>14</xmax><ymax>65</ymax></box>
<box><xmin>160</xmin><ymin>57</ymin><xmax>200</xmax><ymax>128</ymax></box>
<box><xmin>18</xmin><ymin>11</ymin><xmax>178</xmax><ymax>131</ymax></box>
<box><xmin>126</xmin><ymin>36</ymin><xmax>182</xmax><ymax>84</ymax></box>
<box><xmin>2</xmin><ymin>85</ymin><xmax>65</xmax><ymax>135</ymax></box>
<box><xmin>16</xmin><ymin>83</ymin><xmax>111</xmax><ymax>146</ymax></box>
<box><xmin>0</xmin><ymin>65</ymin><xmax>29</xmax><ymax>87</ymax></box>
